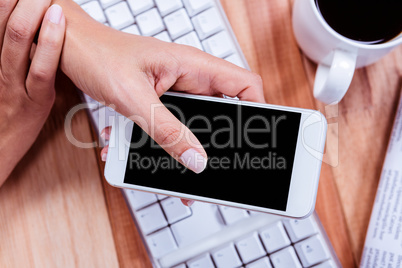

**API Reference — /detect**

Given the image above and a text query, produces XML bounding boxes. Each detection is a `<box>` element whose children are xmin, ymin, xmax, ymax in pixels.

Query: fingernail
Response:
<box><xmin>180</xmin><ymin>149</ymin><xmax>207</xmax><ymax>174</ymax></box>
<box><xmin>47</xmin><ymin>4</ymin><xmax>63</xmax><ymax>25</ymax></box>
<box><xmin>183</xmin><ymin>200</ymin><xmax>195</xmax><ymax>207</ymax></box>
<box><xmin>101</xmin><ymin>152</ymin><xmax>107</xmax><ymax>162</ymax></box>
<box><xmin>100</xmin><ymin>129</ymin><xmax>109</xmax><ymax>140</ymax></box>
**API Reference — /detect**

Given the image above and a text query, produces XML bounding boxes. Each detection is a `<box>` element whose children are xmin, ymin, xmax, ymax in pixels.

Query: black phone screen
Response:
<box><xmin>124</xmin><ymin>95</ymin><xmax>301</xmax><ymax>211</ymax></box>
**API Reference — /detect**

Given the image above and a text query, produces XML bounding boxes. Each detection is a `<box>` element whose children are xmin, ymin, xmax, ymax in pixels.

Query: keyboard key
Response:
<box><xmin>192</xmin><ymin>7</ymin><xmax>224</xmax><ymax>40</ymax></box>
<box><xmin>122</xmin><ymin>24</ymin><xmax>140</xmax><ymax>35</ymax></box>
<box><xmin>99</xmin><ymin>0</ymin><xmax>120</xmax><ymax>9</ymax></box>
<box><xmin>157</xmin><ymin>194</ymin><xmax>169</xmax><ymax>200</ymax></box>
<box><xmin>187</xmin><ymin>254</ymin><xmax>215</xmax><ymax>268</ymax></box>
<box><xmin>212</xmin><ymin>243</ymin><xmax>242</xmax><ymax>268</ymax></box>
<box><xmin>161</xmin><ymin>197</ymin><xmax>192</xmax><ymax>224</ymax></box>
<box><xmin>170</xmin><ymin>202</ymin><xmax>225</xmax><ymax>247</ymax></box>
<box><xmin>146</xmin><ymin>228</ymin><xmax>178</xmax><ymax>258</ymax></box>
<box><xmin>73</xmin><ymin>0</ymin><xmax>91</xmax><ymax>5</ymax></box>
<box><xmin>164</xmin><ymin>8</ymin><xmax>194</xmax><ymax>40</ymax></box>
<box><xmin>236</xmin><ymin>233</ymin><xmax>266</xmax><ymax>264</ymax></box>
<box><xmin>219</xmin><ymin>206</ymin><xmax>249</xmax><ymax>225</ymax></box>
<box><xmin>225</xmin><ymin>53</ymin><xmax>246</xmax><ymax>69</ymax></box>
<box><xmin>127</xmin><ymin>0</ymin><xmax>154</xmax><ymax>16</ymax></box>
<box><xmin>312</xmin><ymin>260</ymin><xmax>338</xmax><ymax>268</ymax></box>
<box><xmin>105</xmin><ymin>2</ymin><xmax>135</xmax><ymax>30</ymax></box>
<box><xmin>155</xmin><ymin>0</ymin><xmax>183</xmax><ymax>17</ymax></box>
<box><xmin>174</xmin><ymin>31</ymin><xmax>203</xmax><ymax>50</ymax></box>
<box><xmin>246</xmin><ymin>257</ymin><xmax>272</xmax><ymax>268</ymax></box>
<box><xmin>81</xmin><ymin>1</ymin><xmax>107</xmax><ymax>23</ymax></box>
<box><xmin>154</xmin><ymin>31</ymin><xmax>172</xmax><ymax>42</ymax></box>
<box><xmin>283</xmin><ymin>217</ymin><xmax>319</xmax><ymax>243</ymax></box>
<box><xmin>183</xmin><ymin>0</ymin><xmax>214</xmax><ymax>17</ymax></box>
<box><xmin>259</xmin><ymin>221</ymin><xmax>291</xmax><ymax>253</ymax></box>
<box><xmin>136</xmin><ymin>203</ymin><xmax>168</xmax><ymax>235</ymax></box>
<box><xmin>203</xmin><ymin>31</ymin><xmax>235</xmax><ymax>58</ymax></box>
<box><xmin>160</xmin><ymin>213</ymin><xmax>282</xmax><ymax>268</ymax></box>
<box><xmin>270</xmin><ymin>247</ymin><xmax>302</xmax><ymax>268</ymax></box>
<box><xmin>294</xmin><ymin>235</ymin><xmax>330</xmax><ymax>267</ymax></box>
<box><xmin>136</xmin><ymin>8</ymin><xmax>165</xmax><ymax>36</ymax></box>
<box><xmin>173</xmin><ymin>265</ymin><xmax>186</xmax><ymax>268</ymax></box>
<box><xmin>125</xmin><ymin>189</ymin><xmax>158</xmax><ymax>210</ymax></box>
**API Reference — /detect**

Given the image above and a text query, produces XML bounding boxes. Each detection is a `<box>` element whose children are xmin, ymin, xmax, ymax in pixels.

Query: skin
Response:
<box><xmin>0</xmin><ymin>2</ymin><xmax>65</xmax><ymax>186</ymax></box>
<box><xmin>0</xmin><ymin>0</ymin><xmax>265</xmax><ymax>198</ymax></box>
<box><xmin>48</xmin><ymin>0</ymin><xmax>265</xmax><ymax>171</ymax></box>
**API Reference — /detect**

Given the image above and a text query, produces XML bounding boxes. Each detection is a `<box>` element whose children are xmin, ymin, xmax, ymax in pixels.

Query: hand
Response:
<box><xmin>100</xmin><ymin>126</ymin><xmax>194</xmax><ymax>207</ymax></box>
<box><xmin>0</xmin><ymin>3</ymin><xmax>65</xmax><ymax>186</ymax></box>
<box><xmin>54</xmin><ymin>3</ymin><xmax>265</xmax><ymax>173</ymax></box>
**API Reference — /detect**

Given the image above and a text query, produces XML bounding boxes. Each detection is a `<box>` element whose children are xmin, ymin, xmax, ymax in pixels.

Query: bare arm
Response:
<box><xmin>0</xmin><ymin>3</ymin><xmax>65</xmax><ymax>185</ymax></box>
<box><xmin>55</xmin><ymin>0</ymin><xmax>266</xmax><ymax>173</ymax></box>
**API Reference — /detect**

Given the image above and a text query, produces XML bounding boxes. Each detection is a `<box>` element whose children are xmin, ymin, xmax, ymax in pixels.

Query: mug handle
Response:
<box><xmin>313</xmin><ymin>49</ymin><xmax>357</xmax><ymax>104</ymax></box>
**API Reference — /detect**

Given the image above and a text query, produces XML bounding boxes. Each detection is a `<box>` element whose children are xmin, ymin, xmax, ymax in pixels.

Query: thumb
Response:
<box><xmin>126</xmin><ymin>89</ymin><xmax>208</xmax><ymax>174</ymax></box>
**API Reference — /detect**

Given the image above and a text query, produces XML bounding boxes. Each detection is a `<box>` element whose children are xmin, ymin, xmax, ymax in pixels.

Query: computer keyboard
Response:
<box><xmin>75</xmin><ymin>0</ymin><xmax>342</xmax><ymax>267</ymax></box>
<box><xmin>124</xmin><ymin>191</ymin><xmax>340</xmax><ymax>268</ymax></box>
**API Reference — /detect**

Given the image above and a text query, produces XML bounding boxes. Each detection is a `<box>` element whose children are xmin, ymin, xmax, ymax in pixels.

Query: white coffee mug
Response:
<box><xmin>292</xmin><ymin>0</ymin><xmax>402</xmax><ymax>104</ymax></box>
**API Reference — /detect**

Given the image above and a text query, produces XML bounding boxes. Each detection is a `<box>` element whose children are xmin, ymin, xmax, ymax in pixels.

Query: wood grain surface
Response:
<box><xmin>0</xmin><ymin>0</ymin><xmax>401</xmax><ymax>267</ymax></box>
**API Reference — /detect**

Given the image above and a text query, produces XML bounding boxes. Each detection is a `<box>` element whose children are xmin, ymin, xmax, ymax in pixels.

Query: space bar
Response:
<box><xmin>159</xmin><ymin>213</ymin><xmax>280</xmax><ymax>267</ymax></box>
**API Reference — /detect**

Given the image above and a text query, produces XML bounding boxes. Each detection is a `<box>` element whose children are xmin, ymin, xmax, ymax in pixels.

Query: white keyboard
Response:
<box><xmin>76</xmin><ymin>0</ymin><xmax>341</xmax><ymax>267</ymax></box>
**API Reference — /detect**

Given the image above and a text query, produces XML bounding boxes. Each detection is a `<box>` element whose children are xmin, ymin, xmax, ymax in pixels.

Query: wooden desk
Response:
<box><xmin>0</xmin><ymin>0</ymin><xmax>400</xmax><ymax>267</ymax></box>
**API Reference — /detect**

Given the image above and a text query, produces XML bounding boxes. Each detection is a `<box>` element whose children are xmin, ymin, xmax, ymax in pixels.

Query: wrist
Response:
<box><xmin>49</xmin><ymin>0</ymin><xmax>103</xmax><ymax>76</ymax></box>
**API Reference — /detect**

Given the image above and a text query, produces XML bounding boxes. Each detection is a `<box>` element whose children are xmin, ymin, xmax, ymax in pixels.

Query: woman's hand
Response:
<box><xmin>0</xmin><ymin>3</ymin><xmax>65</xmax><ymax>186</ymax></box>
<box><xmin>52</xmin><ymin>1</ymin><xmax>265</xmax><ymax>173</ymax></box>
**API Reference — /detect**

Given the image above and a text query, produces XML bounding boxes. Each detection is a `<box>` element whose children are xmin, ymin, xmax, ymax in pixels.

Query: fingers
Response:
<box><xmin>100</xmin><ymin>126</ymin><xmax>111</xmax><ymax>162</ymax></box>
<box><xmin>100</xmin><ymin>126</ymin><xmax>194</xmax><ymax>206</ymax></box>
<box><xmin>100</xmin><ymin>126</ymin><xmax>193</xmax><ymax>206</ymax></box>
<box><xmin>172</xmin><ymin>47</ymin><xmax>266</xmax><ymax>103</ymax></box>
<box><xmin>25</xmin><ymin>4</ymin><xmax>65</xmax><ymax>106</ymax></box>
<box><xmin>181</xmin><ymin>199</ymin><xmax>195</xmax><ymax>207</ymax></box>
<box><xmin>120</xmin><ymin>80</ymin><xmax>208</xmax><ymax>174</ymax></box>
<box><xmin>0</xmin><ymin>0</ymin><xmax>18</xmax><ymax>50</ymax></box>
<box><xmin>1</xmin><ymin>0</ymin><xmax>51</xmax><ymax>81</ymax></box>
<box><xmin>142</xmin><ymin>89</ymin><xmax>207</xmax><ymax>174</ymax></box>
<box><xmin>100</xmin><ymin>126</ymin><xmax>112</xmax><ymax>140</ymax></box>
<box><xmin>101</xmin><ymin>145</ymin><xmax>108</xmax><ymax>162</ymax></box>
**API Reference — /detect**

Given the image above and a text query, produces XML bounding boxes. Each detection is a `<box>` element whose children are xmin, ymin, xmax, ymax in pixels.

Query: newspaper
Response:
<box><xmin>360</xmin><ymin>92</ymin><xmax>402</xmax><ymax>268</ymax></box>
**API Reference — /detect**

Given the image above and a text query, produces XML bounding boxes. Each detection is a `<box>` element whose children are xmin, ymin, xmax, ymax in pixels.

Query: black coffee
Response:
<box><xmin>315</xmin><ymin>0</ymin><xmax>402</xmax><ymax>44</ymax></box>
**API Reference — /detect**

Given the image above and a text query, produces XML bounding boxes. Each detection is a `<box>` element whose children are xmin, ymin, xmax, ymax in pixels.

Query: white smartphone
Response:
<box><xmin>104</xmin><ymin>92</ymin><xmax>327</xmax><ymax>218</ymax></box>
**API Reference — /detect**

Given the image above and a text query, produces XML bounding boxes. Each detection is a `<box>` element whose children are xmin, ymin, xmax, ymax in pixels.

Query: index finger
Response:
<box><xmin>170</xmin><ymin>46</ymin><xmax>266</xmax><ymax>103</ymax></box>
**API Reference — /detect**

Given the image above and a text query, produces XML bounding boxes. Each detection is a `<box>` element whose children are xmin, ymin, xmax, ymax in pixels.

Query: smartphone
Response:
<box><xmin>104</xmin><ymin>92</ymin><xmax>327</xmax><ymax>218</ymax></box>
